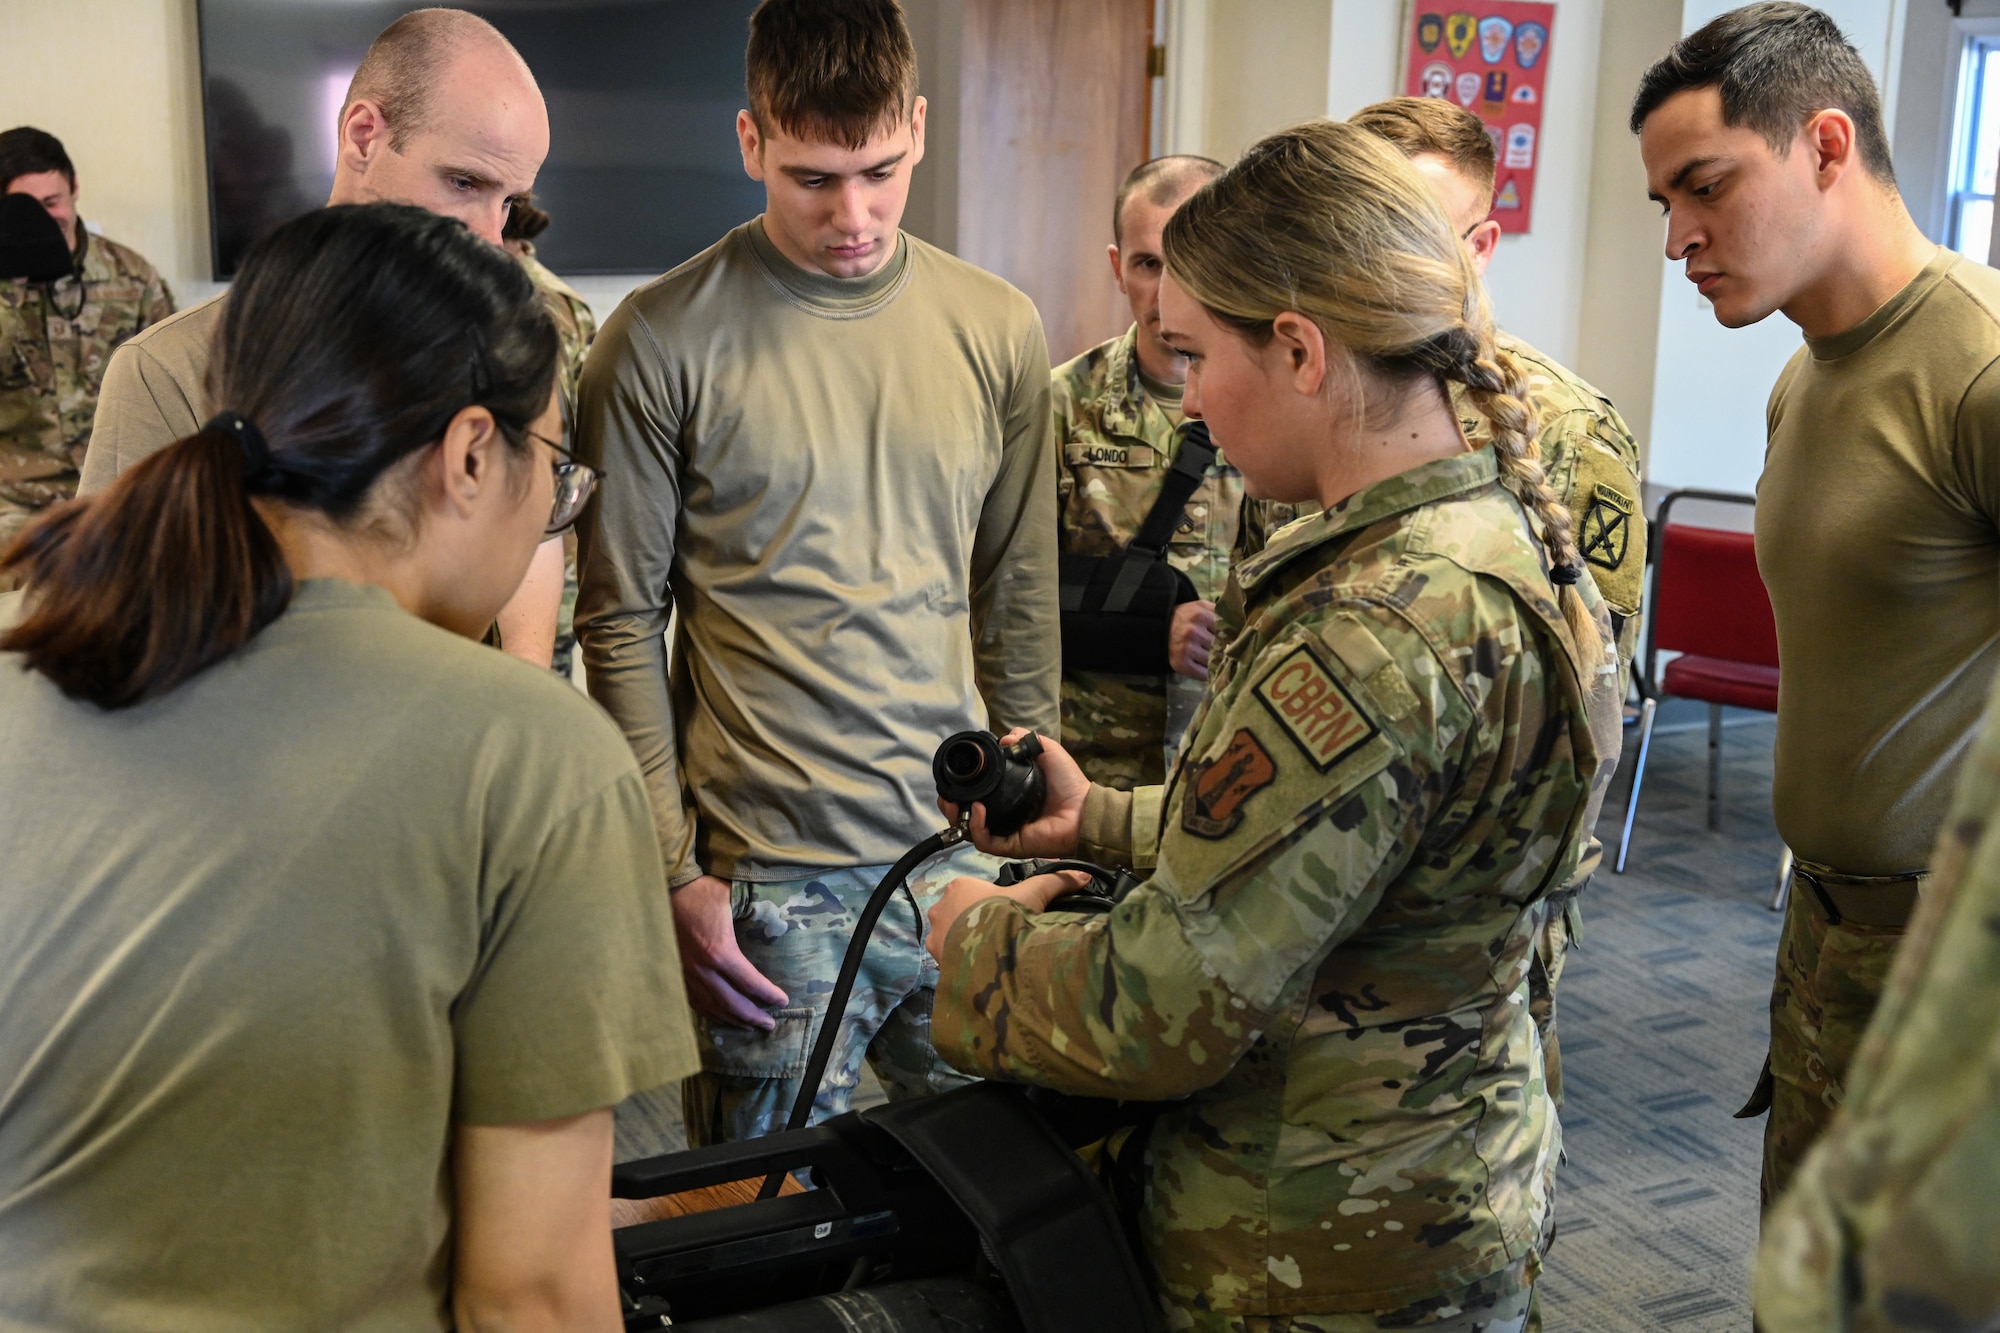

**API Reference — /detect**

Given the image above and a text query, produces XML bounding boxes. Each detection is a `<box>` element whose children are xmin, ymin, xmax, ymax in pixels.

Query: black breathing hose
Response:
<box><xmin>757</xmin><ymin>827</ymin><xmax>956</xmax><ymax>1199</ymax></box>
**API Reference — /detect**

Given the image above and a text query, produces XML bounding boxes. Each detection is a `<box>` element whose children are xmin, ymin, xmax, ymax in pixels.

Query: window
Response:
<box><xmin>1948</xmin><ymin>36</ymin><xmax>2000</xmax><ymax>261</ymax></box>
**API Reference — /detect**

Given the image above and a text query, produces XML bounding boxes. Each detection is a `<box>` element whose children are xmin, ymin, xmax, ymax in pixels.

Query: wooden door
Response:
<box><xmin>956</xmin><ymin>0</ymin><xmax>1155</xmax><ymax>365</ymax></box>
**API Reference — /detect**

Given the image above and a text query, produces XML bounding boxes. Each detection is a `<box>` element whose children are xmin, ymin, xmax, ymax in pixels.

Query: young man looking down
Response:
<box><xmin>1636</xmin><ymin>1</ymin><xmax>2000</xmax><ymax>1205</ymax></box>
<box><xmin>576</xmin><ymin>0</ymin><xmax>1059</xmax><ymax>1145</ymax></box>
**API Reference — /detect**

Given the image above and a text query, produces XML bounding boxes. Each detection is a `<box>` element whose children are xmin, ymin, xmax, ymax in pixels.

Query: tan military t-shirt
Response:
<box><xmin>1760</xmin><ymin>249</ymin><xmax>2000</xmax><ymax>874</ymax></box>
<box><xmin>77</xmin><ymin>291</ymin><xmax>224</xmax><ymax>493</ymax></box>
<box><xmin>0</xmin><ymin>580</ymin><xmax>697</xmax><ymax>1330</ymax></box>
<box><xmin>80</xmin><ymin>262</ymin><xmax>592</xmax><ymax>498</ymax></box>
<box><xmin>577</xmin><ymin>218</ymin><xmax>1059</xmax><ymax>885</ymax></box>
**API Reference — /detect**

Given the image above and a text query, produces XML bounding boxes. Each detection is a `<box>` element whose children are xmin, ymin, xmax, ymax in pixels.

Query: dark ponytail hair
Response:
<box><xmin>0</xmin><ymin>203</ymin><xmax>558</xmax><ymax>708</ymax></box>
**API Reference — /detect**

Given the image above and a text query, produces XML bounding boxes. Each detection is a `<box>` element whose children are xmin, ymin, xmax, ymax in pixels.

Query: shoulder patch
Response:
<box><xmin>1180</xmin><ymin>729</ymin><xmax>1277</xmax><ymax>839</ymax></box>
<box><xmin>1579</xmin><ymin>487</ymin><xmax>1632</xmax><ymax>572</ymax></box>
<box><xmin>1573</xmin><ymin>471</ymin><xmax>1645</xmax><ymax>616</ymax></box>
<box><xmin>1252</xmin><ymin>642</ymin><xmax>1381</xmax><ymax>771</ymax></box>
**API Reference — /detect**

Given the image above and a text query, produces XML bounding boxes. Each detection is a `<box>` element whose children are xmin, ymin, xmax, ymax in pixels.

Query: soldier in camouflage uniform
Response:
<box><xmin>1754</xmin><ymin>673</ymin><xmax>2000</xmax><ymax>1331</ymax></box>
<box><xmin>506</xmin><ymin>199</ymin><xmax>597</xmax><ymax>676</ymax></box>
<box><xmin>0</xmin><ymin>128</ymin><xmax>173</xmax><ymax>582</ymax></box>
<box><xmin>1350</xmin><ymin>99</ymin><xmax>1646</xmax><ymax>1129</ymax></box>
<box><xmin>1058</xmin><ymin>155</ymin><xmax>1229</xmax><ymax>791</ymax></box>
<box><xmin>928</xmin><ymin>121</ymin><xmax>1622</xmax><ymax>1331</ymax></box>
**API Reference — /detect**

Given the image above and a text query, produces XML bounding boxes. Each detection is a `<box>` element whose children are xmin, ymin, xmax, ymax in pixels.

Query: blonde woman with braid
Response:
<box><xmin>922</xmin><ymin>119</ymin><xmax>1622</xmax><ymax>1332</ymax></box>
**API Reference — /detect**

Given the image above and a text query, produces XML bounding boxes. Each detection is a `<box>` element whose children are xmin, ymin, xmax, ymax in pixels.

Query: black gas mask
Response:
<box><xmin>932</xmin><ymin>730</ymin><xmax>1047</xmax><ymax>838</ymax></box>
<box><xmin>0</xmin><ymin>192</ymin><xmax>75</xmax><ymax>283</ymax></box>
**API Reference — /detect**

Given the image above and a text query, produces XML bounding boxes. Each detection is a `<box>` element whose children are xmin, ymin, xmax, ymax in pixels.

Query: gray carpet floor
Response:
<box><xmin>1539</xmin><ymin>701</ymin><xmax>1780</xmax><ymax>1332</ymax></box>
<box><xmin>615</xmin><ymin>700</ymin><xmax>1785</xmax><ymax>1331</ymax></box>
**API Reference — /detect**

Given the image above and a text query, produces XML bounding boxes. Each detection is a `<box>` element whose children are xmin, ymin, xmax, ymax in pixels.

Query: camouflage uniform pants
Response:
<box><xmin>553</xmin><ymin>529</ymin><xmax>579</xmax><ymax>679</ymax></box>
<box><xmin>1178</xmin><ymin>1258</ymin><xmax>1533</xmax><ymax>1333</ymax></box>
<box><xmin>1526</xmin><ymin>896</ymin><xmax>1577</xmax><ymax>1108</ymax></box>
<box><xmin>1754</xmin><ymin>874</ymin><xmax>1910</xmax><ymax>1208</ymax></box>
<box><xmin>682</xmin><ymin>841</ymin><xmax>1002</xmax><ymax>1145</ymax></box>
<box><xmin>1063</xmin><ymin>669</ymin><xmax>1171</xmax><ymax>791</ymax></box>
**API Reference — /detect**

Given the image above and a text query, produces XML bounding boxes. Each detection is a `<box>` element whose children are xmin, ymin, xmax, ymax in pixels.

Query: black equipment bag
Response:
<box><xmin>1059</xmin><ymin>421</ymin><xmax>1217</xmax><ymax>675</ymax></box>
<box><xmin>613</xmin><ymin>1082</ymin><xmax>1163</xmax><ymax>1332</ymax></box>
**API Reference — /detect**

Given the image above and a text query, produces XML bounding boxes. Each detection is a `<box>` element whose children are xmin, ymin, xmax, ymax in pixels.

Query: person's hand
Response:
<box><xmin>670</xmin><ymin>875</ymin><xmax>789</xmax><ymax>1030</ymax></box>
<box><xmin>1169</xmin><ymin>600</ymin><xmax>1217</xmax><ymax>680</ymax></box>
<box><xmin>938</xmin><ymin>728</ymin><xmax>1090</xmax><ymax>859</ymax></box>
<box><xmin>925</xmin><ymin>869</ymin><xmax>1094</xmax><ymax>962</ymax></box>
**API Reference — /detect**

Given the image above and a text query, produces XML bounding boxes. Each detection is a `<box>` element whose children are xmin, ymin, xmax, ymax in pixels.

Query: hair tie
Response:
<box><xmin>206</xmin><ymin>411</ymin><xmax>272</xmax><ymax>480</ymax></box>
<box><xmin>1550</xmin><ymin>563</ymin><xmax>1583</xmax><ymax>586</ymax></box>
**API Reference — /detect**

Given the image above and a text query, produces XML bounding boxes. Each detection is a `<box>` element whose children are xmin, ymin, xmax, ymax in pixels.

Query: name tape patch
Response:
<box><xmin>1064</xmin><ymin>441</ymin><xmax>1156</xmax><ymax>469</ymax></box>
<box><xmin>1252</xmin><ymin>643</ymin><xmax>1380</xmax><ymax>771</ymax></box>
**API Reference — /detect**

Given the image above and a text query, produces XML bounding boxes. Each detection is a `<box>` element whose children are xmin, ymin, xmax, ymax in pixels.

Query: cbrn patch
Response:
<box><xmin>1252</xmin><ymin>643</ymin><xmax>1380</xmax><ymax>771</ymax></box>
<box><xmin>1181</xmin><ymin>729</ymin><xmax>1277</xmax><ymax>839</ymax></box>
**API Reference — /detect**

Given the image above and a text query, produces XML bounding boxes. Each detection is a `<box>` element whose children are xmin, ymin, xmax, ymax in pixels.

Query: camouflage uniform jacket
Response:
<box><xmin>1239</xmin><ymin>334</ymin><xmax>1647</xmax><ymax>688</ymax></box>
<box><xmin>935</xmin><ymin>450</ymin><xmax>1619</xmax><ymax>1317</ymax></box>
<box><xmin>1055</xmin><ymin>324</ymin><xmax>1242</xmax><ymax>788</ymax></box>
<box><xmin>1755</xmin><ymin>670</ymin><xmax>2000</xmax><ymax>1331</ymax></box>
<box><xmin>0</xmin><ymin>225</ymin><xmax>173</xmax><ymax>511</ymax></box>
<box><xmin>517</xmin><ymin>243</ymin><xmax>597</xmax><ymax>427</ymax></box>
<box><xmin>516</xmin><ymin>244</ymin><xmax>597</xmax><ymax>675</ymax></box>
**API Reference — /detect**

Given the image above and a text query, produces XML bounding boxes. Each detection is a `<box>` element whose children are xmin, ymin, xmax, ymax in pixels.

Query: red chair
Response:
<box><xmin>1614</xmin><ymin>490</ymin><xmax>1782</xmax><ymax>888</ymax></box>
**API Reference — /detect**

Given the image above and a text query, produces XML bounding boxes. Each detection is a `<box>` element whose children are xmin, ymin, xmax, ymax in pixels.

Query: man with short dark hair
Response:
<box><xmin>577</xmin><ymin>0</ymin><xmax>1058</xmax><ymax>1146</ymax></box>
<box><xmin>0</xmin><ymin>126</ymin><xmax>173</xmax><ymax>572</ymax></box>
<box><xmin>1636</xmin><ymin>1</ymin><xmax>2000</xmax><ymax>1206</ymax></box>
<box><xmin>1056</xmin><ymin>154</ymin><xmax>1226</xmax><ymax>792</ymax></box>
<box><xmin>78</xmin><ymin>8</ymin><xmax>570</xmax><ymax>666</ymax></box>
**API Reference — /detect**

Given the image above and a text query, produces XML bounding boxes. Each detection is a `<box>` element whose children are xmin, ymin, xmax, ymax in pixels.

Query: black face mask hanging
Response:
<box><xmin>0</xmin><ymin>193</ymin><xmax>74</xmax><ymax>284</ymax></box>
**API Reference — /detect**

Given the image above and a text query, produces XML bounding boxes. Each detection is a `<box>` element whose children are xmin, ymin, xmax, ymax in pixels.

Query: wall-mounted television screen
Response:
<box><xmin>196</xmin><ymin>0</ymin><xmax>764</xmax><ymax>278</ymax></box>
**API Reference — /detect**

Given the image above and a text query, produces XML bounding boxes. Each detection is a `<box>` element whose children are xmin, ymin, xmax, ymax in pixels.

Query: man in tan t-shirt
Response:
<box><xmin>78</xmin><ymin>8</ymin><xmax>569</xmax><ymax>664</ymax></box>
<box><xmin>1637</xmin><ymin>3</ymin><xmax>2000</xmax><ymax>1206</ymax></box>
<box><xmin>576</xmin><ymin>0</ymin><xmax>1058</xmax><ymax>1146</ymax></box>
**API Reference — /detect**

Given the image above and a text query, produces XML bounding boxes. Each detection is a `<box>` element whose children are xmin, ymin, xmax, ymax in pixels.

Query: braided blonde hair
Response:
<box><xmin>1161</xmin><ymin>118</ymin><xmax>1602</xmax><ymax>664</ymax></box>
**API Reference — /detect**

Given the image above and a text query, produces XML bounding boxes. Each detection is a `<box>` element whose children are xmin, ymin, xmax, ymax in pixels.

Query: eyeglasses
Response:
<box><xmin>526</xmin><ymin>430</ymin><xmax>603</xmax><ymax>534</ymax></box>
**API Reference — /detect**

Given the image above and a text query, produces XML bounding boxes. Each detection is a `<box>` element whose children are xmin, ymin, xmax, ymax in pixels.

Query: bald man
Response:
<box><xmin>78</xmin><ymin>8</ymin><xmax>569</xmax><ymax>662</ymax></box>
<box><xmin>1056</xmin><ymin>154</ymin><xmax>1229</xmax><ymax>791</ymax></box>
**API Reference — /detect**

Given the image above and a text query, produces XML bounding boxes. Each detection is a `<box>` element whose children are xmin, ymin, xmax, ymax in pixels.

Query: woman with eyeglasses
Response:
<box><xmin>0</xmin><ymin>203</ymin><xmax>691</xmax><ymax>1331</ymax></box>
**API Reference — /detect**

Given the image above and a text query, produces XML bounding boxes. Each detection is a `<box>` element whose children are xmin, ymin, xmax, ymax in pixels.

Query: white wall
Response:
<box><xmin>1204</xmin><ymin>0</ymin><xmax>1335</xmax><ymax>162</ymax></box>
<box><xmin>1574</xmin><ymin>0</ymin><xmax>1682</xmax><ymax>462</ymax></box>
<box><xmin>1643</xmin><ymin>0</ymin><xmax>1900</xmax><ymax>495</ymax></box>
<box><xmin>0</xmin><ymin>0</ymin><xmax>215</xmax><ymax>306</ymax></box>
<box><xmin>1324</xmin><ymin>0</ymin><xmax>1404</xmax><ymax>120</ymax></box>
<box><xmin>1162</xmin><ymin>0</ymin><xmax>1613</xmax><ymax>370</ymax></box>
<box><xmin>1482</xmin><ymin>0</ymin><xmax>1607</xmax><ymax>365</ymax></box>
